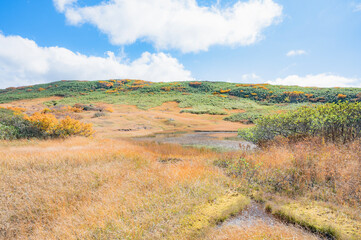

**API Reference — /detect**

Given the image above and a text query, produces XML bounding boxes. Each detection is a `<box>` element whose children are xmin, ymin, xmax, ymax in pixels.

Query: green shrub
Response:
<box><xmin>224</xmin><ymin>112</ymin><xmax>263</xmax><ymax>124</ymax></box>
<box><xmin>0</xmin><ymin>123</ymin><xmax>18</xmax><ymax>140</ymax></box>
<box><xmin>239</xmin><ymin>102</ymin><xmax>361</xmax><ymax>144</ymax></box>
<box><xmin>0</xmin><ymin>109</ymin><xmax>43</xmax><ymax>139</ymax></box>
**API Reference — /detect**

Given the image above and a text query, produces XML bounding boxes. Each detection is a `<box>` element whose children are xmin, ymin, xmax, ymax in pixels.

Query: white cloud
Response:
<box><xmin>268</xmin><ymin>73</ymin><xmax>361</xmax><ymax>88</ymax></box>
<box><xmin>241</xmin><ymin>73</ymin><xmax>261</xmax><ymax>81</ymax></box>
<box><xmin>0</xmin><ymin>33</ymin><xmax>193</xmax><ymax>89</ymax></box>
<box><xmin>54</xmin><ymin>0</ymin><xmax>77</xmax><ymax>12</ymax></box>
<box><xmin>354</xmin><ymin>3</ymin><xmax>361</xmax><ymax>12</ymax></box>
<box><xmin>286</xmin><ymin>50</ymin><xmax>306</xmax><ymax>57</ymax></box>
<box><xmin>54</xmin><ymin>0</ymin><xmax>283</xmax><ymax>53</ymax></box>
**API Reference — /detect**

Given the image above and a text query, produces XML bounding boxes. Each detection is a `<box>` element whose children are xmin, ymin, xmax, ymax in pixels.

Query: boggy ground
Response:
<box><xmin>0</xmin><ymin>137</ymin><xmax>237</xmax><ymax>239</ymax></box>
<box><xmin>1</xmin><ymin>99</ymin><xmax>360</xmax><ymax>239</ymax></box>
<box><xmin>0</xmin><ymin>137</ymin><xmax>327</xmax><ymax>240</ymax></box>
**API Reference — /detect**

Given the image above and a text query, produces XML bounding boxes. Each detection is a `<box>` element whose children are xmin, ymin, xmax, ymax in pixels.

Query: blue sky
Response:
<box><xmin>0</xmin><ymin>0</ymin><xmax>361</xmax><ymax>88</ymax></box>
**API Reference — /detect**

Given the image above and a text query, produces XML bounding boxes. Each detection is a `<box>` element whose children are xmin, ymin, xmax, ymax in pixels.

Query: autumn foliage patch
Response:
<box><xmin>0</xmin><ymin>108</ymin><xmax>94</xmax><ymax>139</ymax></box>
<box><xmin>24</xmin><ymin>113</ymin><xmax>94</xmax><ymax>138</ymax></box>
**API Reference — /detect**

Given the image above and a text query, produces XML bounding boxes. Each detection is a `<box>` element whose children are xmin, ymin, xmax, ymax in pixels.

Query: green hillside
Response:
<box><xmin>1</xmin><ymin>79</ymin><xmax>360</xmax><ymax>104</ymax></box>
<box><xmin>2</xmin><ymin>79</ymin><xmax>360</xmax><ymax>123</ymax></box>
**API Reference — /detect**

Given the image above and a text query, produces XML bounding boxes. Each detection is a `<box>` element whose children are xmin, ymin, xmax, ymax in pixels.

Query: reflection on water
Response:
<box><xmin>135</xmin><ymin>131</ymin><xmax>256</xmax><ymax>150</ymax></box>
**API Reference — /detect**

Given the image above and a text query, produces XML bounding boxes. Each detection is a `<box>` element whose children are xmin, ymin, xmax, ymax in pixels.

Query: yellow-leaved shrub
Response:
<box><xmin>24</xmin><ymin>112</ymin><xmax>59</xmax><ymax>135</ymax></box>
<box><xmin>24</xmin><ymin>112</ymin><xmax>94</xmax><ymax>138</ymax></box>
<box><xmin>55</xmin><ymin>117</ymin><xmax>94</xmax><ymax>137</ymax></box>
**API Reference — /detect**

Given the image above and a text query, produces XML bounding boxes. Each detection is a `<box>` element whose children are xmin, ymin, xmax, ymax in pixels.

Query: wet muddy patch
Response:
<box><xmin>208</xmin><ymin>202</ymin><xmax>324</xmax><ymax>240</ymax></box>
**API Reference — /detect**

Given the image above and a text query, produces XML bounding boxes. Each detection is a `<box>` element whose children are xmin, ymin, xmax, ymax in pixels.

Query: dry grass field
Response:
<box><xmin>0</xmin><ymin>137</ymin><xmax>240</xmax><ymax>239</ymax></box>
<box><xmin>1</xmin><ymin>98</ymin><xmax>361</xmax><ymax>240</ymax></box>
<box><xmin>0</xmin><ymin>99</ymin><xmax>247</xmax><ymax>138</ymax></box>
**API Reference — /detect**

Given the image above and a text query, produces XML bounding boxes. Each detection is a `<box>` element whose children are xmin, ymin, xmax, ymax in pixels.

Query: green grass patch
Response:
<box><xmin>266</xmin><ymin>200</ymin><xmax>361</xmax><ymax>240</ymax></box>
<box><xmin>180</xmin><ymin>192</ymin><xmax>250</xmax><ymax>237</ymax></box>
<box><xmin>180</xmin><ymin>108</ymin><xmax>227</xmax><ymax>115</ymax></box>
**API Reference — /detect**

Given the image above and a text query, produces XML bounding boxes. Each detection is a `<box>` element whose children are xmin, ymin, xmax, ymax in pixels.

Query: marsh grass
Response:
<box><xmin>0</xmin><ymin>137</ymin><xmax>243</xmax><ymax>239</ymax></box>
<box><xmin>216</xmin><ymin>137</ymin><xmax>361</xmax><ymax>239</ymax></box>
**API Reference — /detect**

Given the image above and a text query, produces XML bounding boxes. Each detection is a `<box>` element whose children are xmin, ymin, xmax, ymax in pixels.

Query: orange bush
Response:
<box><xmin>41</xmin><ymin>108</ymin><xmax>53</xmax><ymax>114</ymax></box>
<box><xmin>284</xmin><ymin>91</ymin><xmax>304</xmax><ymax>97</ymax></box>
<box><xmin>98</xmin><ymin>81</ymin><xmax>114</xmax><ymax>88</ymax></box>
<box><xmin>69</xmin><ymin>106</ymin><xmax>83</xmax><ymax>113</ymax></box>
<box><xmin>104</xmin><ymin>107</ymin><xmax>114</xmax><ymax>113</ymax></box>
<box><xmin>189</xmin><ymin>82</ymin><xmax>202</xmax><ymax>87</ymax></box>
<box><xmin>220</xmin><ymin>89</ymin><xmax>231</xmax><ymax>93</ymax></box>
<box><xmin>337</xmin><ymin>94</ymin><xmax>347</xmax><ymax>99</ymax></box>
<box><xmin>5</xmin><ymin>106</ymin><xmax>26</xmax><ymax>112</ymax></box>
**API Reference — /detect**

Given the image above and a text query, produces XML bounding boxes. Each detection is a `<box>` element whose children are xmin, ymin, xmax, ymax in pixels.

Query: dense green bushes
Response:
<box><xmin>0</xmin><ymin>109</ymin><xmax>42</xmax><ymax>139</ymax></box>
<box><xmin>239</xmin><ymin>102</ymin><xmax>361</xmax><ymax>144</ymax></box>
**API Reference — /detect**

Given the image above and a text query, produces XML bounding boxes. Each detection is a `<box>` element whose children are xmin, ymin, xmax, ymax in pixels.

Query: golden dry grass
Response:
<box><xmin>0</xmin><ymin>100</ymin><xmax>247</xmax><ymax>138</ymax></box>
<box><xmin>0</xmin><ymin>137</ymin><xmax>237</xmax><ymax>239</ymax></box>
<box><xmin>247</xmin><ymin>138</ymin><xmax>361</xmax><ymax>206</ymax></box>
<box><xmin>2</xmin><ymin>99</ymin><xmax>360</xmax><ymax>239</ymax></box>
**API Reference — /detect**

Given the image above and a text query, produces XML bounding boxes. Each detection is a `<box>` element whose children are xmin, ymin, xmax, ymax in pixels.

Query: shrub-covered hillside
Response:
<box><xmin>1</xmin><ymin>79</ymin><xmax>361</xmax><ymax>104</ymax></box>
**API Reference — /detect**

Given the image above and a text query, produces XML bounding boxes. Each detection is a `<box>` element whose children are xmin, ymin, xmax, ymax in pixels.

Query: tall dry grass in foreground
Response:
<box><xmin>213</xmin><ymin>138</ymin><xmax>361</xmax><ymax>239</ymax></box>
<box><xmin>0</xmin><ymin>138</ymin><xmax>232</xmax><ymax>239</ymax></box>
<box><xmin>219</xmin><ymin>137</ymin><xmax>361</xmax><ymax>207</ymax></box>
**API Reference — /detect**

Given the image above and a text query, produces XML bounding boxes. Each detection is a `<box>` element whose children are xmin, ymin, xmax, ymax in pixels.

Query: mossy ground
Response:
<box><xmin>179</xmin><ymin>193</ymin><xmax>250</xmax><ymax>238</ymax></box>
<box><xmin>267</xmin><ymin>199</ymin><xmax>361</xmax><ymax>240</ymax></box>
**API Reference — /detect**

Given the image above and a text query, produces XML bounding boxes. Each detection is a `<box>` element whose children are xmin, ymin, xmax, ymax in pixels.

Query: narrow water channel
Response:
<box><xmin>212</xmin><ymin>202</ymin><xmax>324</xmax><ymax>240</ymax></box>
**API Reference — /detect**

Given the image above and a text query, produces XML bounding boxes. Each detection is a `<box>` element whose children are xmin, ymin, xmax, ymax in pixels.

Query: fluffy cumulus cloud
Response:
<box><xmin>0</xmin><ymin>33</ymin><xmax>193</xmax><ymax>89</ymax></box>
<box><xmin>286</xmin><ymin>49</ymin><xmax>306</xmax><ymax>57</ymax></box>
<box><xmin>268</xmin><ymin>74</ymin><xmax>361</xmax><ymax>88</ymax></box>
<box><xmin>53</xmin><ymin>0</ymin><xmax>283</xmax><ymax>53</ymax></box>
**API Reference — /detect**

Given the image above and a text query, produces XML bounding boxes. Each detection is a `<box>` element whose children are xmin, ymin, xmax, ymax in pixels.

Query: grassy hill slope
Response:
<box><xmin>1</xmin><ymin>79</ymin><xmax>361</xmax><ymax>105</ymax></box>
<box><xmin>3</xmin><ymin>79</ymin><xmax>360</xmax><ymax>124</ymax></box>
